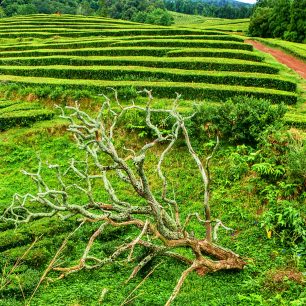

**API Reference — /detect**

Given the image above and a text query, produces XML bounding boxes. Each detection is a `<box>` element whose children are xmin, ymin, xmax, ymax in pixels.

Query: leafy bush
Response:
<box><xmin>286</xmin><ymin>140</ymin><xmax>306</xmax><ymax>187</ymax></box>
<box><xmin>261</xmin><ymin>200</ymin><xmax>306</xmax><ymax>249</ymax></box>
<box><xmin>191</xmin><ymin>97</ymin><xmax>287</xmax><ymax>145</ymax></box>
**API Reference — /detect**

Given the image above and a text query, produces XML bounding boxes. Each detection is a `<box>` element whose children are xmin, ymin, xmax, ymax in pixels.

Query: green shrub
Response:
<box><xmin>191</xmin><ymin>97</ymin><xmax>287</xmax><ymax>145</ymax></box>
<box><xmin>287</xmin><ymin>138</ymin><xmax>306</xmax><ymax>184</ymax></box>
<box><xmin>261</xmin><ymin>200</ymin><xmax>306</xmax><ymax>249</ymax></box>
<box><xmin>0</xmin><ymin>102</ymin><xmax>40</xmax><ymax>115</ymax></box>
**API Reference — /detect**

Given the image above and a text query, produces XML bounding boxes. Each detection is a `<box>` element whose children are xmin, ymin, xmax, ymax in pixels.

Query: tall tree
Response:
<box><xmin>249</xmin><ymin>0</ymin><xmax>306</xmax><ymax>43</ymax></box>
<box><xmin>268</xmin><ymin>0</ymin><xmax>291</xmax><ymax>38</ymax></box>
<box><xmin>285</xmin><ymin>0</ymin><xmax>306</xmax><ymax>42</ymax></box>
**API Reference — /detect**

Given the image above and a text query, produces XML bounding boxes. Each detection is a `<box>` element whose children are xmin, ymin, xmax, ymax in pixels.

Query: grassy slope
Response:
<box><xmin>170</xmin><ymin>12</ymin><xmax>250</xmax><ymax>33</ymax></box>
<box><xmin>0</xmin><ymin>111</ymin><xmax>305</xmax><ymax>306</ymax></box>
<box><xmin>0</xmin><ymin>14</ymin><xmax>305</xmax><ymax>306</ymax></box>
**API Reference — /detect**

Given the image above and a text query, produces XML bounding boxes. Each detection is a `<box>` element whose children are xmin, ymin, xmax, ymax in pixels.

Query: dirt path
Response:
<box><xmin>246</xmin><ymin>40</ymin><xmax>306</xmax><ymax>79</ymax></box>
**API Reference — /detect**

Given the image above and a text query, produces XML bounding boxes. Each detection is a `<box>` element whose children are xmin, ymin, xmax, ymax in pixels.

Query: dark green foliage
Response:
<box><xmin>1</xmin><ymin>0</ymin><xmax>100</xmax><ymax>16</ymax></box>
<box><xmin>0</xmin><ymin>0</ymin><xmax>174</xmax><ymax>26</ymax></box>
<box><xmin>261</xmin><ymin>200</ymin><xmax>306</xmax><ymax>250</ymax></box>
<box><xmin>268</xmin><ymin>0</ymin><xmax>291</xmax><ymax>38</ymax></box>
<box><xmin>132</xmin><ymin>8</ymin><xmax>174</xmax><ymax>26</ymax></box>
<box><xmin>285</xmin><ymin>0</ymin><xmax>306</xmax><ymax>43</ymax></box>
<box><xmin>286</xmin><ymin>139</ymin><xmax>306</xmax><ymax>184</ymax></box>
<box><xmin>191</xmin><ymin>97</ymin><xmax>287</xmax><ymax>145</ymax></box>
<box><xmin>164</xmin><ymin>0</ymin><xmax>253</xmax><ymax>19</ymax></box>
<box><xmin>249</xmin><ymin>7</ymin><xmax>273</xmax><ymax>38</ymax></box>
<box><xmin>98</xmin><ymin>0</ymin><xmax>174</xmax><ymax>25</ymax></box>
<box><xmin>249</xmin><ymin>0</ymin><xmax>306</xmax><ymax>43</ymax></box>
<box><xmin>0</xmin><ymin>108</ymin><xmax>54</xmax><ymax>131</ymax></box>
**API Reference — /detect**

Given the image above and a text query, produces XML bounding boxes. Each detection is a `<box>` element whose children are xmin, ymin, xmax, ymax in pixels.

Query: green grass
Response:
<box><xmin>0</xmin><ymin>113</ymin><xmax>305</xmax><ymax>306</ymax></box>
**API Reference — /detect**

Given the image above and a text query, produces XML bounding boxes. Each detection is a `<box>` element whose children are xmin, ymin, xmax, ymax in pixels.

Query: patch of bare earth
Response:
<box><xmin>246</xmin><ymin>40</ymin><xmax>306</xmax><ymax>79</ymax></box>
<box><xmin>265</xmin><ymin>269</ymin><xmax>304</xmax><ymax>292</ymax></box>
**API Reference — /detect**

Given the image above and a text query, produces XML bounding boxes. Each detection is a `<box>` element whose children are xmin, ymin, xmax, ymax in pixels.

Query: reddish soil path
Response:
<box><xmin>246</xmin><ymin>40</ymin><xmax>306</xmax><ymax>79</ymax></box>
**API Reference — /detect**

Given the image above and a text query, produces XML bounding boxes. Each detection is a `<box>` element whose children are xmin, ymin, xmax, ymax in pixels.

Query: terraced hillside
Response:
<box><xmin>0</xmin><ymin>99</ymin><xmax>53</xmax><ymax>131</ymax></box>
<box><xmin>171</xmin><ymin>12</ymin><xmax>250</xmax><ymax>33</ymax></box>
<box><xmin>0</xmin><ymin>14</ymin><xmax>305</xmax><ymax>306</ymax></box>
<box><xmin>0</xmin><ymin>14</ymin><xmax>298</xmax><ymax>106</ymax></box>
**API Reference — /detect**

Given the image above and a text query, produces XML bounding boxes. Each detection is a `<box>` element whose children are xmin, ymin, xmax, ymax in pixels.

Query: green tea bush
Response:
<box><xmin>0</xmin><ymin>109</ymin><xmax>54</xmax><ymax>131</ymax></box>
<box><xmin>167</xmin><ymin>49</ymin><xmax>264</xmax><ymax>62</ymax></box>
<box><xmin>113</xmin><ymin>39</ymin><xmax>253</xmax><ymax>51</ymax></box>
<box><xmin>191</xmin><ymin>97</ymin><xmax>287</xmax><ymax>145</ymax></box>
<box><xmin>0</xmin><ymin>66</ymin><xmax>295</xmax><ymax>92</ymax></box>
<box><xmin>0</xmin><ymin>57</ymin><xmax>279</xmax><ymax>74</ymax></box>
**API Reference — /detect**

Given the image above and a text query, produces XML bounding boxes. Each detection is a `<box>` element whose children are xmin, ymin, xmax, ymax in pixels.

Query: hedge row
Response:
<box><xmin>0</xmin><ymin>109</ymin><xmax>54</xmax><ymax>131</ymax></box>
<box><xmin>113</xmin><ymin>39</ymin><xmax>253</xmax><ymax>51</ymax></box>
<box><xmin>0</xmin><ymin>47</ymin><xmax>260</xmax><ymax>60</ymax></box>
<box><xmin>0</xmin><ymin>39</ymin><xmax>118</xmax><ymax>52</ymax></box>
<box><xmin>0</xmin><ymin>66</ymin><xmax>295</xmax><ymax>92</ymax></box>
<box><xmin>0</xmin><ymin>75</ymin><xmax>297</xmax><ymax>104</ymax></box>
<box><xmin>0</xmin><ymin>102</ymin><xmax>41</xmax><ymax>115</ymax></box>
<box><xmin>118</xmin><ymin>35</ymin><xmax>243</xmax><ymax>42</ymax></box>
<box><xmin>0</xmin><ymin>24</ymin><xmax>156</xmax><ymax>30</ymax></box>
<box><xmin>0</xmin><ymin>36</ymin><xmax>243</xmax><ymax>52</ymax></box>
<box><xmin>0</xmin><ymin>29</ymin><xmax>225</xmax><ymax>39</ymax></box>
<box><xmin>0</xmin><ymin>56</ymin><xmax>279</xmax><ymax>74</ymax></box>
<box><xmin>0</xmin><ymin>28</ymin><xmax>90</xmax><ymax>33</ymax></box>
<box><xmin>0</xmin><ymin>16</ymin><xmax>144</xmax><ymax>26</ymax></box>
<box><xmin>167</xmin><ymin>49</ymin><xmax>263</xmax><ymax>62</ymax></box>
<box><xmin>0</xmin><ymin>47</ymin><xmax>173</xmax><ymax>58</ymax></box>
<box><xmin>0</xmin><ymin>100</ymin><xmax>20</xmax><ymax>109</ymax></box>
<box><xmin>284</xmin><ymin>113</ymin><xmax>306</xmax><ymax>129</ymax></box>
<box><xmin>113</xmin><ymin>35</ymin><xmax>242</xmax><ymax>43</ymax></box>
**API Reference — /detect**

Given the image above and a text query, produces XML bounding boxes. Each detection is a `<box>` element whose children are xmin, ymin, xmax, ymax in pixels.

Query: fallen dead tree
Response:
<box><xmin>1</xmin><ymin>91</ymin><xmax>246</xmax><ymax>305</ymax></box>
